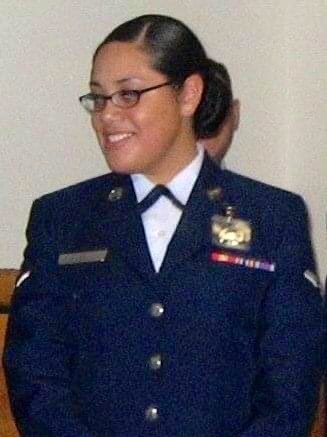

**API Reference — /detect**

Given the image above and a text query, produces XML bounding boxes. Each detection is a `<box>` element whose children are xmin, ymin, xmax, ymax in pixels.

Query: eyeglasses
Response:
<box><xmin>79</xmin><ymin>81</ymin><xmax>173</xmax><ymax>113</ymax></box>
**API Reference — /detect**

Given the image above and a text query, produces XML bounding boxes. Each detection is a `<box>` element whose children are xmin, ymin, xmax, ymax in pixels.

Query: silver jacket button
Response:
<box><xmin>145</xmin><ymin>405</ymin><xmax>159</xmax><ymax>422</ymax></box>
<box><xmin>149</xmin><ymin>303</ymin><xmax>164</xmax><ymax>318</ymax></box>
<box><xmin>149</xmin><ymin>354</ymin><xmax>162</xmax><ymax>370</ymax></box>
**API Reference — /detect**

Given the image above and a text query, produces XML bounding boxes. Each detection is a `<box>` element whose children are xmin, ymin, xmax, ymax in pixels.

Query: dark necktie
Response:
<box><xmin>137</xmin><ymin>185</ymin><xmax>184</xmax><ymax>214</ymax></box>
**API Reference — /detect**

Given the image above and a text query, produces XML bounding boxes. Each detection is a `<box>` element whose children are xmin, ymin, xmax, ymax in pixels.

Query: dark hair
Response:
<box><xmin>94</xmin><ymin>14</ymin><xmax>232</xmax><ymax>139</ymax></box>
<box><xmin>215</xmin><ymin>62</ymin><xmax>233</xmax><ymax>92</ymax></box>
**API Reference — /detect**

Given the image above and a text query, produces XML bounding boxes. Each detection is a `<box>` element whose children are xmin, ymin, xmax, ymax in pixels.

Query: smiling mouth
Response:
<box><xmin>106</xmin><ymin>132</ymin><xmax>134</xmax><ymax>144</ymax></box>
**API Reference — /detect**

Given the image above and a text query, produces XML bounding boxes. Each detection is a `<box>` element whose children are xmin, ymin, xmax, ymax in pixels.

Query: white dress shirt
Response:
<box><xmin>132</xmin><ymin>145</ymin><xmax>204</xmax><ymax>272</ymax></box>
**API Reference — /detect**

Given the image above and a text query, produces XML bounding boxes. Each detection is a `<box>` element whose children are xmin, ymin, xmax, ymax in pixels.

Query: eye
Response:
<box><xmin>115</xmin><ymin>90</ymin><xmax>139</xmax><ymax>106</ymax></box>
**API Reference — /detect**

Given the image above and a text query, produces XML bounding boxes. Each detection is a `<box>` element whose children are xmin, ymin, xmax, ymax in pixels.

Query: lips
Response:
<box><xmin>106</xmin><ymin>132</ymin><xmax>134</xmax><ymax>144</ymax></box>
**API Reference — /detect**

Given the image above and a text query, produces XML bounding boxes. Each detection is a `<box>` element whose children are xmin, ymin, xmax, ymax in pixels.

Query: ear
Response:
<box><xmin>231</xmin><ymin>99</ymin><xmax>240</xmax><ymax>130</ymax></box>
<box><xmin>178</xmin><ymin>74</ymin><xmax>204</xmax><ymax>118</ymax></box>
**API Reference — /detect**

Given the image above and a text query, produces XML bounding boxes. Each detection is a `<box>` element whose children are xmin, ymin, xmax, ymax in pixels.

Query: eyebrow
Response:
<box><xmin>89</xmin><ymin>77</ymin><xmax>140</xmax><ymax>88</ymax></box>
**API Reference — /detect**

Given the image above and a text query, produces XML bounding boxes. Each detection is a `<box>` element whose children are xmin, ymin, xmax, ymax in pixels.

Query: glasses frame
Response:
<box><xmin>79</xmin><ymin>81</ymin><xmax>174</xmax><ymax>113</ymax></box>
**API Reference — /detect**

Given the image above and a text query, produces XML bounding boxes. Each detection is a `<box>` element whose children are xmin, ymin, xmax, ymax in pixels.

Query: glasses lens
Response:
<box><xmin>80</xmin><ymin>94</ymin><xmax>105</xmax><ymax>113</ymax></box>
<box><xmin>113</xmin><ymin>90</ymin><xmax>139</xmax><ymax>108</ymax></box>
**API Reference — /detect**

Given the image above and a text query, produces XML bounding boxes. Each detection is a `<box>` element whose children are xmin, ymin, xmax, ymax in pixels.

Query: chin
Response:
<box><xmin>103</xmin><ymin>155</ymin><xmax>138</xmax><ymax>175</ymax></box>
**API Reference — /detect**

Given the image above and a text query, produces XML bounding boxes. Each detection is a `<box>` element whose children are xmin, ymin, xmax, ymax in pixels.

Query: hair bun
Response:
<box><xmin>194</xmin><ymin>59</ymin><xmax>233</xmax><ymax>139</ymax></box>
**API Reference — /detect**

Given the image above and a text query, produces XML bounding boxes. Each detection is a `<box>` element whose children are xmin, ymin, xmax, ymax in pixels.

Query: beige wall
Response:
<box><xmin>1</xmin><ymin>1</ymin><xmax>326</xmax><ymax>280</ymax></box>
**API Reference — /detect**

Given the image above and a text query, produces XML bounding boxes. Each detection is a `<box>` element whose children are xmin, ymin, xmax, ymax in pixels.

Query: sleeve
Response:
<box><xmin>2</xmin><ymin>198</ymin><xmax>96</xmax><ymax>437</ymax></box>
<box><xmin>238</xmin><ymin>195</ymin><xmax>323</xmax><ymax>437</ymax></box>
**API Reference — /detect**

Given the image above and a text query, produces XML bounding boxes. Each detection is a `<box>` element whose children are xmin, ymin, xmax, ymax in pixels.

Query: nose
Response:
<box><xmin>99</xmin><ymin>100</ymin><xmax>124</xmax><ymax>123</ymax></box>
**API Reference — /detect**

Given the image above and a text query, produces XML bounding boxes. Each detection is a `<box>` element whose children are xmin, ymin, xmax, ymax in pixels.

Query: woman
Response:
<box><xmin>4</xmin><ymin>14</ymin><xmax>322</xmax><ymax>437</ymax></box>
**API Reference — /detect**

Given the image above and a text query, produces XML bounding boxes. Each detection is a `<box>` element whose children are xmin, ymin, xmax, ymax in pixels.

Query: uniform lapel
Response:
<box><xmin>79</xmin><ymin>174</ymin><xmax>156</xmax><ymax>279</ymax></box>
<box><xmin>160</xmin><ymin>156</ymin><xmax>227</xmax><ymax>276</ymax></box>
<box><xmin>62</xmin><ymin>158</ymin><xmax>265</xmax><ymax>282</ymax></box>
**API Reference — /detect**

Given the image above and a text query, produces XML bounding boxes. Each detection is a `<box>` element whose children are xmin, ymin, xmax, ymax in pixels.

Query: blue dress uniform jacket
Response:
<box><xmin>3</xmin><ymin>156</ymin><xmax>323</xmax><ymax>437</ymax></box>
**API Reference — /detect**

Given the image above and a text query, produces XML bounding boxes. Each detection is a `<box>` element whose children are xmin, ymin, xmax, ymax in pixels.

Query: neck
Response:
<box><xmin>147</xmin><ymin>144</ymin><xmax>198</xmax><ymax>185</ymax></box>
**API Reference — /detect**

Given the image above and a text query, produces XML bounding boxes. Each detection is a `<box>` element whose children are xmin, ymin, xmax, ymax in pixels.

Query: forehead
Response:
<box><xmin>91</xmin><ymin>41</ymin><xmax>162</xmax><ymax>85</ymax></box>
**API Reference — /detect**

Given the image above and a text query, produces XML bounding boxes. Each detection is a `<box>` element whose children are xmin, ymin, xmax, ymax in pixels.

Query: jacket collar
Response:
<box><xmin>70</xmin><ymin>155</ymin><xmax>233</xmax><ymax>280</ymax></box>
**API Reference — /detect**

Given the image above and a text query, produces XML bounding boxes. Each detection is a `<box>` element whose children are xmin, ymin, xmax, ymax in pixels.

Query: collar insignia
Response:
<box><xmin>207</xmin><ymin>186</ymin><xmax>222</xmax><ymax>202</ymax></box>
<box><xmin>108</xmin><ymin>187</ymin><xmax>124</xmax><ymax>202</ymax></box>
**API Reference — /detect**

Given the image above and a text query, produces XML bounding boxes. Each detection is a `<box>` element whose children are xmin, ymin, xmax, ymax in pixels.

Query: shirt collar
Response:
<box><xmin>131</xmin><ymin>144</ymin><xmax>204</xmax><ymax>204</ymax></box>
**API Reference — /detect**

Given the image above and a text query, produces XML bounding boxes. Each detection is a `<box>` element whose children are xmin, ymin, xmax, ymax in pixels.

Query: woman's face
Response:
<box><xmin>90</xmin><ymin>41</ymin><xmax>198</xmax><ymax>183</ymax></box>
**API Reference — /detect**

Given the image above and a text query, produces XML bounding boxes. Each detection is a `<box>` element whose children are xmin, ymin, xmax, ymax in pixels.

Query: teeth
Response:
<box><xmin>107</xmin><ymin>133</ymin><xmax>133</xmax><ymax>143</ymax></box>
